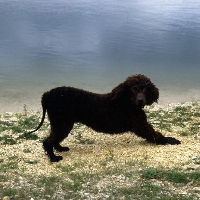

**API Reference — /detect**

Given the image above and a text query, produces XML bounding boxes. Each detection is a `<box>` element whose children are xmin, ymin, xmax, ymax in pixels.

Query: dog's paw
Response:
<box><xmin>164</xmin><ymin>137</ymin><xmax>181</xmax><ymax>145</ymax></box>
<box><xmin>59</xmin><ymin>146</ymin><xmax>70</xmax><ymax>152</ymax></box>
<box><xmin>154</xmin><ymin>136</ymin><xmax>181</xmax><ymax>145</ymax></box>
<box><xmin>54</xmin><ymin>145</ymin><xmax>70</xmax><ymax>152</ymax></box>
<box><xmin>50</xmin><ymin>155</ymin><xmax>63</xmax><ymax>162</ymax></box>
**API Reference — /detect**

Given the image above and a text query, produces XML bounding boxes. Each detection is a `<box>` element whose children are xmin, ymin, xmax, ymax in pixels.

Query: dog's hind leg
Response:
<box><xmin>43</xmin><ymin>138</ymin><xmax>62</xmax><ymax>162</ymax></box>
<box><xmin>43</xmin><ymin>122</ymin><xmax>74</xmax><ymax>162</ymax></box>
<box><xmin>54</xmin><ymin>144</ymin><xmax>69</xmax><ymax>152</ymax></box>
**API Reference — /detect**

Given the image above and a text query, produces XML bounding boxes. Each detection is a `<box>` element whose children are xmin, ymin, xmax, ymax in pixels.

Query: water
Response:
<box><xmin>0</xmin><ymin>0</ymin><xmax>200</xmax><ymax>112</ymax></box>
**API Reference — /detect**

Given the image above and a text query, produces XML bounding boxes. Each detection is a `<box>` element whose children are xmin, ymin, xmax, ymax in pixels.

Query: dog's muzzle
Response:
<box><xmin>136</xmin><ymin>93</ymin><xmax>146</xmax><ymax>107</ymax></box>
<box><xmin>138</xmin><ymin>97</ymin><xmax>144</xmax><ymax>105</ymax></box>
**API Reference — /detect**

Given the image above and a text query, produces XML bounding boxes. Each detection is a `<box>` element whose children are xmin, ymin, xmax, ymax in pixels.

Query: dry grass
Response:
<box><xmin>0</xmin><ymin>101</ymin><xmax>200</xmax><ymax>199</ymax></box>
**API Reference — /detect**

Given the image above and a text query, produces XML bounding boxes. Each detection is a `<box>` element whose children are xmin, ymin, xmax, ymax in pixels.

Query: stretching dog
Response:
<box><xmin>29</xmin><ymin>74</ymin><xmax>180</xmax><ymax>162</ymax></box>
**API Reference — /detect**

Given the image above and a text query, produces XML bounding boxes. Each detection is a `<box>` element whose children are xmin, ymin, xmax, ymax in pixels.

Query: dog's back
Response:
<box><xmin>44</xmin><ymin>86</ymin><xmax>134</xmax><ymax>133</ymax></box>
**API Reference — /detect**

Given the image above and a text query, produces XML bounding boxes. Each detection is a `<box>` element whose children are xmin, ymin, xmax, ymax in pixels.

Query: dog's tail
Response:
<box><xmin>28</xmin><ymin>91</ymin><xmax>49</xmax><ymax>134</ymax></box>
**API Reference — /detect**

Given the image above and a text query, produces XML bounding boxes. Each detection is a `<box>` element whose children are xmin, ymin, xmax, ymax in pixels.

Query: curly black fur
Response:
<box><xmin>29</xmin><ymin>74</ymin><xmax>180</xmax><ymax>162</ymax></box>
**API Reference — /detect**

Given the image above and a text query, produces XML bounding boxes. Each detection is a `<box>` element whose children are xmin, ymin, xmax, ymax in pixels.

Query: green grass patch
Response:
<box><xmin>0</xmin><ymin>134</ymin><xmax>17</xmax><ymax>145</ymax></box>
<box><xmin>57</xmin><ymin>162</ymin><xmax>82</xmax><ymax>173</ymax></box>
<box><xmin>192</xmin><ymin>156</ymin><xmax>200</xmax><ymax>165</ymax></box>
<box><xmin>141</xmin><ymin>167</ymin><xmax>200</xmax><ymax>185</ymax></box>
<box><xmin>0</xmin><ymin>174</ymin><xmax>8</xmax><ymax>182</ymax></box>
<box><xmin>0</xmin><ymin>105</ymin><xmax>49</xmax><ymax>145</ymax></box>
<box><xmin>146</xmin><ymin>102</ymin><xmax>200</xmax><ymax>136</ymax></box>
<box><xmin>2</xmin><ymin>188</ymin><xmax>17</xmax><ymax>197</ymax></box>
<box><xmin>190</xmin><ymin>122</ymin><xmax>200</xmax><ymax>134</ymax></box>
<box><xmin>0</xmin><ymin>161</ymin><xmax>18</xmax><ymax>173</ymax></box>
<box><xmin>0</xmin><ymin>106</ymin><xmax>42</xmax><ymax>134</ymax></box>
<box><xmin>72</xmin><ymin>123</ymin><xmax>95</xmax><ymax>145</ymax></box>
<box><xmin>177</xmin><ymin>131</ymin><xmax>189</xmax><ymax>136</ymax></box>
<box><xmin>1</xmin><ymin>164</ymin><xmax>199</xmax><ymax>199</ymax></box>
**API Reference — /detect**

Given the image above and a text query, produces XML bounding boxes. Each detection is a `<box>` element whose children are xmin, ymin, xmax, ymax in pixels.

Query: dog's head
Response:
<box><xmin>111</xmin><ymin>74</ymin><xmax>159</xmax><ymax>107</ymax></box>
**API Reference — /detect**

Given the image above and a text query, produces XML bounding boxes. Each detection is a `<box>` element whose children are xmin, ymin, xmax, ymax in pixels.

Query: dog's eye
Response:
<box><xmin>144</xmin><ymin>89</ymin><xmax>149</xmax><ymax>95</ymax></box>
<box><xmin>143</xmin><ymin>88</ymin><xmax>146</xmax><ymax>92</ymax></box>
<box><xmin>131</xmin><ymin>88</ymin><xmax>138</xmax><ymax>93</ymax></box>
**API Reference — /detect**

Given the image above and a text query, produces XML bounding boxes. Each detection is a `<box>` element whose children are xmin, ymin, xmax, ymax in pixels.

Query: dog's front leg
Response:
<box><xmin>132</xmin><ymin>120</ymin><xmax>180</xmax><ymax>145</ymax></box>
<box><xmin>152</xmin><ymin>131</ymin><xmax>181</xmax><ymax>145</ymax></box>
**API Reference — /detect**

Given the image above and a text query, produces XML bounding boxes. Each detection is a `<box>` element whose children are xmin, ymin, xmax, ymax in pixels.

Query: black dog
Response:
<box><xmin>29</xmin><ymin>74</ymin><xmax>180</xmax><ymax>162</ymax></box>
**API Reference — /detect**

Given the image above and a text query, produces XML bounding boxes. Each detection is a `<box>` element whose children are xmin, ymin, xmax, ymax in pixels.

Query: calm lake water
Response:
<box><xmin>0</xmin><ymin>0</ymin><xmax>200</xmax><ymax>112</ymax></box>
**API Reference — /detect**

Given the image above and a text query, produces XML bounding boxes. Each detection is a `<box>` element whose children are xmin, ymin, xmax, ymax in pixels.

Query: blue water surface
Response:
<box><xmin>0</xmin><ymin>0</ymin><xmax>200</xmax><ymax>112</ymax></box>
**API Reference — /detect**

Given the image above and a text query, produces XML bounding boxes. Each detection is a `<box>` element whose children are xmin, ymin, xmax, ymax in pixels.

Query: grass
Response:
<box><xmin>0</xmin><ymin>105</ymin><xmax>48</xmax><ymax>144</ymax></box>
<box><xmin>0</xmin><ymin>101</ymin><xmax>199</xmax><ymax>199</ymax></box>
<box><xmin>141</xmin><ymin>167</ymin><xmax>200</xmax><ymax>185</ymax></box>
<box><xmin>1</xmin><ymin>165</ymin><xmax>198</xmax><ymax>199</ymax></box>
<box><xmin>145</xmin><ymin>102</ymin><xmax>200</xmax><ymax>135</ymax></box>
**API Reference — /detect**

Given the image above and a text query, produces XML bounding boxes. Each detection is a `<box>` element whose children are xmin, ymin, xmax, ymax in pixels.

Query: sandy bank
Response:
<box><xmin>0</xmin><ymin>88</ymin><xmax>200</xmax><ymax>113</ymax></box>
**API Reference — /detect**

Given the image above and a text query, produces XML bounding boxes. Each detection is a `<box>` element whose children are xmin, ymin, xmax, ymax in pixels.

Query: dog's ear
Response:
<box><xmin>147</xmin><ymin>84</ymin><xmax>159</xmax><ymax>105</ymax></box>
<box><xmin>111</xmin><ymin>82</ymin><xmax>128</xmax><ymax>102</ymax></box>
<box><xmin>152</xmin><ymin>86</ymin><xmax>159</xmax><ymax>103</ymax></box>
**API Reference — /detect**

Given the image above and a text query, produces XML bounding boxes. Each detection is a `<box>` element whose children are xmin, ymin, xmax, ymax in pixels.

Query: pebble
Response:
<box><xmin>163</xmin><ymin>181</ymin><xmax>168</xmax><ymax>186</ymax></box>
<box><xmin>180</xmin><ymin>191</ymin><xmax>187</xmax><ymax>195</ymax></box>
<box><xmin>2</xmin><ymin>197</ymin><xmax>10</xmax><ymax>200</ymax></box>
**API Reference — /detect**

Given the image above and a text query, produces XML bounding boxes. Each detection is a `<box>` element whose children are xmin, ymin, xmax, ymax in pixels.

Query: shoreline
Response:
<box><xmin>0</xmin><ymin>99</ymin><xmax>199</xmax><ymax>116</ymax></box>
<box><xmin>0</xmin><ymin>90</ymin><xmax>200</xmax><ymax>114</ymax></box>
